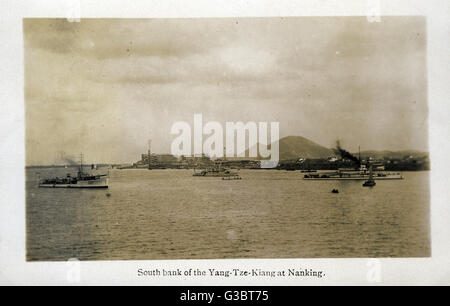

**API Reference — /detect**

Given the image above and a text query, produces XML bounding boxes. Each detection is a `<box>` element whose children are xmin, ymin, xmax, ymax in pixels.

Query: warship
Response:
<box><xmin>193</xmin><ymin>161</ymin><xmax>241</xmax><ymax>179</ymax></box>
<box><xmin>38</xmin><ymin>154</ymin><xmax>109</xmax><ymax>188</ymax></box>
<box><xmin>303</xmin><ymin>164</ymin><xmax>403</xmax><ymax>180</ymax></box>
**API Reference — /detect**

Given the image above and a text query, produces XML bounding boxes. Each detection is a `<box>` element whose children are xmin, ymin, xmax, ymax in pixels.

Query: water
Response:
<box><xmin>26</xmin><ymin>168</ymin><xmax>430</xmax><ymax>261</ymax></box>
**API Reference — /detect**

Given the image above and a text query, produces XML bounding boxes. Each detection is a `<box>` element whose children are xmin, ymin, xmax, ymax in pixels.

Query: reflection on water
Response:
<box><xmin>26</xmin><ymin>168</ymin><xmax>430</xmax><ymax>261</ymax></box>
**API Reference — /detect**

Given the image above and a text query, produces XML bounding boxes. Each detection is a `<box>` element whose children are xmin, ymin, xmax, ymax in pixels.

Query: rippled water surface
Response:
<box><xmin>26</xmin><ymin>168</ymin><xmax>430</xmax><ymax>261</ymax></box>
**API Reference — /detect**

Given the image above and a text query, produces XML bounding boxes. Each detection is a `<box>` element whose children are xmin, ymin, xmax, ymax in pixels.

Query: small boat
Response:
<box><xmin>362</xmin><ymin>165</ymin><xmax>376</xmax><ymax>187</ymax></box>
<box><xmin>39</xmin><ymin>154</ymin><xmax>108</xmax><ymax>189</ymax></box>
<box><xmin>362</xmin><ymin>180</ymin><xmax>376</xmax><ymax>187</ymax></box>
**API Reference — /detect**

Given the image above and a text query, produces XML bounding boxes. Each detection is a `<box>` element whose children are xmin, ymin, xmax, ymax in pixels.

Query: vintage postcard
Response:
<box><xmin>24</xmin><ymin>17</ymin><xmax>429</xmax><ymax>261</ymax></box>
<box><xmin>1</xmin><ymin>0</ymin><xmax>450</xmax><ymax>287</ymax></box>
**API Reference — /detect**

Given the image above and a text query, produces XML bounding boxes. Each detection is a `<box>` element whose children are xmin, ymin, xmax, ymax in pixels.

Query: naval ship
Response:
<box><xmin>38</xmin><ymin>154</ymin><xmax>109</xmax><ymax>188</ymax></box>
<box><xmin>303</xmin><ymin>164</ymin><xmax>403</xmax><ymax>181</ymax></box>
<box><xmin>193</xmin><ymin>161</ymin><xmax>241</xmax><ymax>179</ymax></box>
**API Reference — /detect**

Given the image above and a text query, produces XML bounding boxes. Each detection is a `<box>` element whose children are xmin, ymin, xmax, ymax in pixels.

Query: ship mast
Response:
<box><xmin>148</xmin><ymin>139</ymin><xmax>152</xmax><ymax>170</ymax></box>
<box><xmin>358</xmin><ymin>145</ymin><xmax>361</xmax><ymax>163</ymax></box>
<box><xmin>219</xmin><ymin>146</ymin><xmax>226</xmax><ymax>171</ymax></box>
<box><xmin>369</xmin><ymin>164</ymin><xmax>373</xmax><ymax>181</ymax></box>
<box><xmin>78</xmin><ymin>153</ymin><xmax>84</xmax><ymax>178</ymax></box>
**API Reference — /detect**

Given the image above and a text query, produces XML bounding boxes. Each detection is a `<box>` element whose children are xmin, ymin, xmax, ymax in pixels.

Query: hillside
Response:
<box><xmin>241</xmin><ymin>136</ymin><xmax>428</xmax><ymax>162</ymax></box>
<box><xmin>245</xmin><ymin>136</ymin><xmax>335</xmax><ymax>160</ymax></box>
<box><xmin>278</xmin><ymin>136</ymin><xmax>335</xmax><ymax>160</ymax></box>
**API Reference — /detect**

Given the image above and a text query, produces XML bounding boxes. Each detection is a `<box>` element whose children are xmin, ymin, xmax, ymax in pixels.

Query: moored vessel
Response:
<box><xmin>38</xmin><ymin>154</ymin><xmax>109</xmax><ymax>188</ymax></box>
<box><xmin>362</xmin><ymin>165</ymin><xmax>376</xmax><ymax>187</ymax></box>
<box><xmin>303</xmin><ymin>165</ymin><xmax>403</xmax><ymax>181</ymax></box>
<box><xmin>193</xmin><ymin>161</ymin><xmax>241</xmax><ymax>179</ymax></box>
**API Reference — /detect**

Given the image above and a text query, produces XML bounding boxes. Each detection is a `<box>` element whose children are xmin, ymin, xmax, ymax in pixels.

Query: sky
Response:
<box><xmin>24</xmin><ymin>17</ymin><xmax>428</xmax><ymax>165</ymax></box>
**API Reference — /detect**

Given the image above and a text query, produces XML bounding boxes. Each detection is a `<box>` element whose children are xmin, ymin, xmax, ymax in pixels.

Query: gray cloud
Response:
<box><xmin>24</xmin><ymin>17</ymin><xmax>428</xmax><ymax>165</ymax></box>
<box><xmin>24</xmin><ymin>18</ymin><xmax>232</xmax><ymax>59</ymax></box>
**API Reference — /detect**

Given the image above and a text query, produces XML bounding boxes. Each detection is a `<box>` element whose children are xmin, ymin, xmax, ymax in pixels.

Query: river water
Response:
<box><xmin>26</xmin><ymin>168</ymin><xmax>430</xmax><ymax>261</ymax></box>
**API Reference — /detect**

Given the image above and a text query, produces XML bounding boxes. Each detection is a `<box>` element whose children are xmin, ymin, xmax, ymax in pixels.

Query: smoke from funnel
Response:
<box><xmin>62</xmin><ymin>157</ymin><xmax>78</xmax><ymax>165</ymax></box>
<box><xmin>334</xmin><ymin>141</ymin><xmax>360</xmax><ymax>165</ymax></box>
<box><xmin>58</xmin><ymin>152</ymin><xmax>79</xmax><ymax>165</ymax></box>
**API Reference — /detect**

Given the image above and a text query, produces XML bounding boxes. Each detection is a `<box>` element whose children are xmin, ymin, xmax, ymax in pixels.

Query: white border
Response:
<box><xmin>1</xmin><ymin>0</ymin><xmax>450</xmax><ymax>285</ymax></box>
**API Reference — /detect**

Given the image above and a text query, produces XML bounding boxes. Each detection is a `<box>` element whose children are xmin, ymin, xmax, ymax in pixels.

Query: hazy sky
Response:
<box><xmin>24</xmin><ymin>17</ymin><xmax>427</xmax><ymax>165</ymax></box>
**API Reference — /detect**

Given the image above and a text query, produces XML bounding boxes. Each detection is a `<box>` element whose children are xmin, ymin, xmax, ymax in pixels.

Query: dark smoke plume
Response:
<box><xmin>62</xmin><ymin>157</ymin><xmax>78</xmax><ymax>165</ymax></box>
<box><xmin>58</xmin><ymin>152</ymin><xmax>79</xmax><ymax>166</ymax></box>
<box><xmin>334</xmin><ymin>141</ymin><xmax>360</xmax><ymax>165</ymax></box>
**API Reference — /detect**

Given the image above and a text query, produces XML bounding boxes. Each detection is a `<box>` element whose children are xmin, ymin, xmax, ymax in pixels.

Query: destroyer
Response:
<box><xmin>38</xmin><ymin>154</ymin><xmax>108</xmax><ymax>188</ymax></box>
<box><xmin>303</xmin><ymin>164</ymin><xmax>403</xmax><ymax>180</ymax></box>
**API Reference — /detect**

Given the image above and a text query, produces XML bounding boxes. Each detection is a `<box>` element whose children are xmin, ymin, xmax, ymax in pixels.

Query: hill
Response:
<box><xmin>278</xmin><ymin>136</ymin><xmax>335</xmax><ymax>160</ymax></box>
<box><xmin>245</xmin><ymin>136</ymin><xmax>335</xmax><ymax>160</ymax></box>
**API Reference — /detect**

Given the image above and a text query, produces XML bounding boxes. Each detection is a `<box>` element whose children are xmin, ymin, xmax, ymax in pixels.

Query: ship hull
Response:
<box><xmin>193</xmin><ymin>173</ymin><xmax>238</xmax><ymax>177</ymax></box>
<box><xmin>39</xmin><ymin>178</ymin><xmax>108</xmax><ymax>188</ymax></box>
<box><xmin>303</xmin><ymin>176</ymin><xmax>403</xmax><ymax>181</ymax></box>
<box><xmin>38</xmin><ymin>184</ymin><xmax>108</xmax><ymax>188</ymax></box>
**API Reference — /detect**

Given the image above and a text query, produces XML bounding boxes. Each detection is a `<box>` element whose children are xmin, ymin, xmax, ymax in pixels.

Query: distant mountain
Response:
<box><xmin>244</xmin><ymin>136</ymin><xmax>429</xmax><ymax>161</ymax></box>
<box><xmin>245</xmin><ymin>136</ymin><xmax>335</xmax><ymax>160</ymax></box>
<box><xmin>279</xmin><ymin>136</ymin><xmax>335</xmax><ymax>160</ymax></box>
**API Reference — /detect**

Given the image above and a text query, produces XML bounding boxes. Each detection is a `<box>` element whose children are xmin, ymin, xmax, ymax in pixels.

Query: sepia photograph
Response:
<box><xmin>24</xmin><ymin>17</ymin><xmax>430</xmax><ymax>262</ymax></box>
